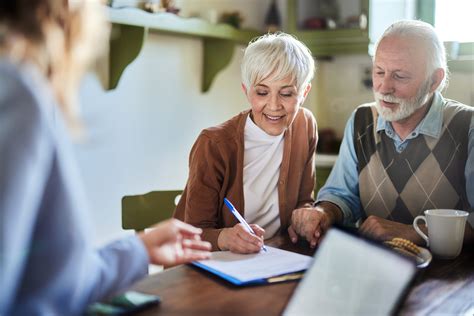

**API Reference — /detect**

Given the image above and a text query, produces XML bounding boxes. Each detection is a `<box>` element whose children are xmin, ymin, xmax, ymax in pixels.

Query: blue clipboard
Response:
<box><xmin>190</xmin><ymin>246</ymin><xmax>312</xmax><ymax>286</ymax></box>
<box><xmin>191</xmin><ymin>261</ymin><xmax>305</xmax><ymax>286</ymax></box>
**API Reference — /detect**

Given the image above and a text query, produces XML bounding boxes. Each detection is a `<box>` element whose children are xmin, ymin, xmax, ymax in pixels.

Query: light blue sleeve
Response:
<box><xmin>466</xmin><ymin>114</ymin><xmax>474</xmax><ymax>227</ymax></box>
<box><xmin>0</xmin><ymin>62</ymin><xmax>149</xmax><ymax>315</ymax></box>
<box><xmin>0</xmin><ymin>66</ymin><xmax>55</xmax><ymax>313</ymax></box>
<box><xmin>316</xmin><ymin>111</ymin><xmax>362</xmax><ymax>224</ymax></box>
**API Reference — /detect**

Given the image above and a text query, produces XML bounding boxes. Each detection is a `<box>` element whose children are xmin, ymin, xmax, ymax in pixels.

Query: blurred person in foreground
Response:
<box><xmin>289</xmin><ymin>20</ymin><xmax>474</xmax><ymax>246</ymax></box>
<box><xmin>0</xmin><ymin>1</ymin><xmax>210</xmax><ymax>314</ymax></box>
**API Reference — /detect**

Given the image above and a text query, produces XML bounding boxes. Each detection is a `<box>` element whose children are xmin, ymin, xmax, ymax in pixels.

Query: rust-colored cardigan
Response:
<box><xmin>174</xmin><ymin>108</ymin><xmax>317</xmax><ymax>250</ymax></box>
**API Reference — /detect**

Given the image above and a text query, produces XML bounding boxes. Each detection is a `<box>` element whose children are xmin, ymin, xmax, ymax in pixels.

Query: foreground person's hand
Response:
<box><xmin>139</xmin><ymin>219</ymin><xmax>212</xmax><ymax>266</ymax></box>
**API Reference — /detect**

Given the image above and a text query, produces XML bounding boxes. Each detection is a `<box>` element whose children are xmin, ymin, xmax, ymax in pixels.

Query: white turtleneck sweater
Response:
<box><xmin>243</xmin><ymin>114</ymin><xmax>284</xmax><ymax>239</ymax></box>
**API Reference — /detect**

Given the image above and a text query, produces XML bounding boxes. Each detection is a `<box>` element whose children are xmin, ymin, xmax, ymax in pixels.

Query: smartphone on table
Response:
<box><xmin>87</xmin><ymin>291</ymin><xmax>161</xmax><ymax>315</ymax></box>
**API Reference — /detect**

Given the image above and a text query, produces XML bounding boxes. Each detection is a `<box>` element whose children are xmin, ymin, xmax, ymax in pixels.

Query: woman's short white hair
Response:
<box><xmin>374</xmin><ymin>20</ymin><xmax>449</xmax><ymax>92</ymax></box>
<box><xmin>241</xmin><ymin>32</ymin><xmax>315</xmax><ymax>92</ymax></box>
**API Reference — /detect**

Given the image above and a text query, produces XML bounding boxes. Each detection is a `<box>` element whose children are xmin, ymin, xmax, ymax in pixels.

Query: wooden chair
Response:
<box><xmin>121</xmin><ymin>190</ymin><xmax>182</xmax><ymax>232</ymax></box>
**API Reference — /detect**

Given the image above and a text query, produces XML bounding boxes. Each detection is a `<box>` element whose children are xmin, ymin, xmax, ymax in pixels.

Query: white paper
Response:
<box><xmin>195</xmin><ymin>246</ymin><xmax>312</xmax><ymax>283</ymax></box>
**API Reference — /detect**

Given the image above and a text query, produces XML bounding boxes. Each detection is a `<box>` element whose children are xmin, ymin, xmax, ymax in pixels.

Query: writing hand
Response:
<box><xmin>217</xmin><ymin>223</ymin><xmax>265</xmax><ymax>254</ymax></box>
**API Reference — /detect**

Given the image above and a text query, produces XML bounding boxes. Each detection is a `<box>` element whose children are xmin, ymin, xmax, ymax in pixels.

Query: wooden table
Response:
<box><xmin>132</xmin><ymin>234</ymin><xmax>474</xmax><ymax>315</ymax></box>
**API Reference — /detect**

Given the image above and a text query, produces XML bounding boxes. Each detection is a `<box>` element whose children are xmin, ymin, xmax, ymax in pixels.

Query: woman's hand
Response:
<box><xmin>217</xmin><ymin>223</ymin><xmax>265</xmax><ymax>253</ymax></box>
<box><xmin>139</xmin><ymin>219</ymin><xmax>211</xmax><ymax>267</ymax></box>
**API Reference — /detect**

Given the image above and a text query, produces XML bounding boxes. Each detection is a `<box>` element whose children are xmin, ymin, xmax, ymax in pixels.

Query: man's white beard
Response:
<box><xmin>374</xmin><ymin>81</ymin><xmax>432</xmax><ymax>122</ymax></box>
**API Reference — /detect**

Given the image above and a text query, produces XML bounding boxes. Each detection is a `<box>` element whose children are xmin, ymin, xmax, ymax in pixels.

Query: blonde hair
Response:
<box><xmin>0</xmin><ymin>0</ymin><xmax>109</xmax><ymax>133</ymax></box>
<box><xmin>241</xmin><ymin>32</ymin><xmax>315</xmax><ymax>93</ymax></box>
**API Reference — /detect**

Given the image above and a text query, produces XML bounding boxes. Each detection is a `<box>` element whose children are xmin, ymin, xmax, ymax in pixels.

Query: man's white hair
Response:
<box><xmin>374</xmin><ymin>20</ymin><xmax>449</xmax><ymax>92</ymax></box>
<box><xmin>241</xmin><ymin>32</ymin><xmax>315</xmax><ymax>92</ymax></box>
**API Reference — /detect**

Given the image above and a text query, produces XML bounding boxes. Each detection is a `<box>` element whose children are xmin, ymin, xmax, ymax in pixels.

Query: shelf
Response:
<box><xmin>107</xmin><ymin>7</ymin><xmax>261</xmax><ymax>92</ymax></box>
<box><xmin>448</xmin><ymin>57</ymin><xmax>474</xmax><ymax>73</ymax></box>
<box><xmin>448</xmin><ymin>43</ymin><xmax>474</xmax><ymax>73</ymax></box>
<box><xmin>286</xmin><ymin>0</ymin><xmax>370</xmax><ymax>57</ymax></box>
<box><xmin>290</xmin><ymin>29</ymin><xmax>369</xmax><ymax>56</ymax></box>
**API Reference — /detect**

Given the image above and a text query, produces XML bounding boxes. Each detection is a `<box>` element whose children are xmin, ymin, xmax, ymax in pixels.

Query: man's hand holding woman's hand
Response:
<box><xmin>288</xmin><ymin>202</ymin><xmax>342</xmax><ymax>248</ymax></box>
<box><xmin>139</xmin><ymin>219</ymin><xmax>212</xmax><ymax>267</ymax></box>
<box><xmin>217</xmin><ymin>223</ymin><xmax>265</xmax><ymax>254</ymax></box>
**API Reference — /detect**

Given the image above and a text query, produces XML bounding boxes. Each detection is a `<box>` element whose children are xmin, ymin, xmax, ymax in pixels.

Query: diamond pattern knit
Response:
<box><xmin>354</xmin><ymin>101</ymin><xmax>472</xmax><ymax>224</ymax></box>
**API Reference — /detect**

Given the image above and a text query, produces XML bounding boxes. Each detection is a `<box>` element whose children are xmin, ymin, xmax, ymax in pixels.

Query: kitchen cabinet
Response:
<box><xmin>286</xmin><ymin>0</ymin><xmax>370</xmax><ymax>56</ymax></box>
<box><xmin>107</xmin><ymin>7</ymin><xmax>261</xmax><ymax>92</ymax></box>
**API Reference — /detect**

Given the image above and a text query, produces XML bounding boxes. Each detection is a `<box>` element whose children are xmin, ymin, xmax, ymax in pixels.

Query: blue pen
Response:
<box><xmin>223</xmin><ymin>198</ymin><xmax>267</xmax><ymax>252</ymax></box>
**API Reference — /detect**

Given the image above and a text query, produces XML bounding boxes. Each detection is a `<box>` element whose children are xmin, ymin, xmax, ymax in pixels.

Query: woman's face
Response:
<box><xmin>243</xmin><ymin>77</ymin><xmax>311</xmax><ymax>136</ymax></box>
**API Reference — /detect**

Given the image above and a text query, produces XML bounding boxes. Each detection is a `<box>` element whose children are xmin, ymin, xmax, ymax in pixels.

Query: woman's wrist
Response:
<box><xmin>217</xmin><ymin>228</ymin><xmax>228</xmax><ymax>251</ymax></box>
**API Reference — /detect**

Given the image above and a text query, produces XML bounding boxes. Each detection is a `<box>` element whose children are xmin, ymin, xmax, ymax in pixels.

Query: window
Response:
<box><xmin>435</xmin><ymin>0</ymin><xmax>474</xmax><ymax>42</ymax></box>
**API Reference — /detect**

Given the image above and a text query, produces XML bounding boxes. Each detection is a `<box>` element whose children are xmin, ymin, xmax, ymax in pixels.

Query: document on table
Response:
<box><xmin>192</xmin><ymin>246</ymin><xmax>313</xmax><ymax>285</ymax></box>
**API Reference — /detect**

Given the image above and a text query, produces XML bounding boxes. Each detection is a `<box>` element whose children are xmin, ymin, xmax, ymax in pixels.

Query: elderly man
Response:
<box><xmin>289</xmin><ymin>20</ymin><xmax>474</xmax><ymax>247</ymax></box>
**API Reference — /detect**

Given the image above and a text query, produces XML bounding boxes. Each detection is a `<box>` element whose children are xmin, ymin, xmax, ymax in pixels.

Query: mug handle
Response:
<box><xmin>413</xmin><ymin>215</ymin><xmax>429</xmax><ymax>247</ymax></box>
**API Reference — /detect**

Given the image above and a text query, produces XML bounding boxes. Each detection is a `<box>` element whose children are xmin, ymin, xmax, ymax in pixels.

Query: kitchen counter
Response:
<box><xmin>315</xmin><ymin>154</ymin><xmax>338</xmax><ymax>168</ymax></box>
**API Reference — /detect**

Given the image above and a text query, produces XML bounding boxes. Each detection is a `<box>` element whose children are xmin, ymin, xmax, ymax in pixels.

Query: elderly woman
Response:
<box><xmin>174</xmin><ymin>33</ymin><xmax>318</xmax><ymax>253</ymax></box>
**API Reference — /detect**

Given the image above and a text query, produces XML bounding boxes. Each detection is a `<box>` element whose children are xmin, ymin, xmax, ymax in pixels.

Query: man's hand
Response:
<box><xmin>359</xmin><ymin>215</ymin><xmax>424</xmax><ymax>245</ymax></box>
<box><xmin>139</xmin><ymin>219</ymin><xmax>212</xmax><ymax>267</ymax></box>
<box><xmin>217</xmin><ymin>223</ymin><xmax>265</xmax><ymax>254</ymax></box>
<box><xmin>288</xmin><ymin>207</ymin><xmax>330</xmax><ymax>248</ymax></box>
<box><xmin>288</xmin><ymin>202</ymin><xmax>343</xmax><ymax>248</ymax></box>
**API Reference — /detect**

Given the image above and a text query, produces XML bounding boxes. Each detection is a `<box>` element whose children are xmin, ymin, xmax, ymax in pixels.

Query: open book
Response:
<box><xmin>192</xmin><ymin>246</ymin><xmax>312</xmax><ymax>286</ymax></box>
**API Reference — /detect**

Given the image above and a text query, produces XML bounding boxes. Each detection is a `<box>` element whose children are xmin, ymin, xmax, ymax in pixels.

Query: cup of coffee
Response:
<box><xmin>413</xmin><ymin>209</ymin><xmax>468</xmax><ymax>259</ymax></box>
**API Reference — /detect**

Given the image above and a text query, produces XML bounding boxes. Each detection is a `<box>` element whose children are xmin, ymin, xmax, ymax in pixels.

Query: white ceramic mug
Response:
<box><xmin>413</xmin><ymin>209</ymin><xmax>468</xmax><ymax>259</ymax></box>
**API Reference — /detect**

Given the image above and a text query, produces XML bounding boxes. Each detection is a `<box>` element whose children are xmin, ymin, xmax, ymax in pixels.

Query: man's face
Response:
<box><xmin>372</xmin><ymin>36</ymin><xmax>433</xmax><ymax>122</ymax></box>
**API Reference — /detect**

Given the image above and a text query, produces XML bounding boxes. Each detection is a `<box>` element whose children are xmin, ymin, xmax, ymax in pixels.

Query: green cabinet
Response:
<box><xmin>314</xmin><ymin>154</ymin><xmax>337</xmax><ymax>196</ymax></box>
<box><xmin>315</xmin><ymin>166</ymin><xmax>332</xmax><ymax>196</ymax></box>
<box><xmin>286</xmin><ymin>0</ymin><xmax>370</xmax><ymax>56</ymax></box>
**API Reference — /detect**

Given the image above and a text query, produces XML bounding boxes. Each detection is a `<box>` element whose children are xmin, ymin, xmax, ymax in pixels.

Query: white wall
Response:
<box><xmin>444</xmin><ymin>71</ymin><xmax>474</xmax><ymax>106</ymax></box>
<box><xmin>312</xmin><ymin>54</ymin><xmax>374</xmax><ymax>136</ymax></box>
<box><xmin>77</xmin><ymin>35</ymin><xmax>251</xmax><ymax>245</ymax></box>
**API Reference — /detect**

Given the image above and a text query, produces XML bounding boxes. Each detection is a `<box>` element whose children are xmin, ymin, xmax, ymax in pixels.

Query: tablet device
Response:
<box><xmin>284</xmin><ymin>228</ymin><xmax>417</xmax><ymax>316</ymax></box>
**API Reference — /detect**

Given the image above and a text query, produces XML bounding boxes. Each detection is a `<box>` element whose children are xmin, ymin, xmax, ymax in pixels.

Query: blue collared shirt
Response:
<box><xmin>317</xmin><ymin>92</ymin><xmax>474</xmax><ymax>227</ymax></box>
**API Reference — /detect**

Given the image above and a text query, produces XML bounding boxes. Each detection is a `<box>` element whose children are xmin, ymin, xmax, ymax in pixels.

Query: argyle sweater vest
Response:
<box><xmin>354</xmin><ymin>101</ymin><xmax>472</xmax><ymax>224</ymax></box>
